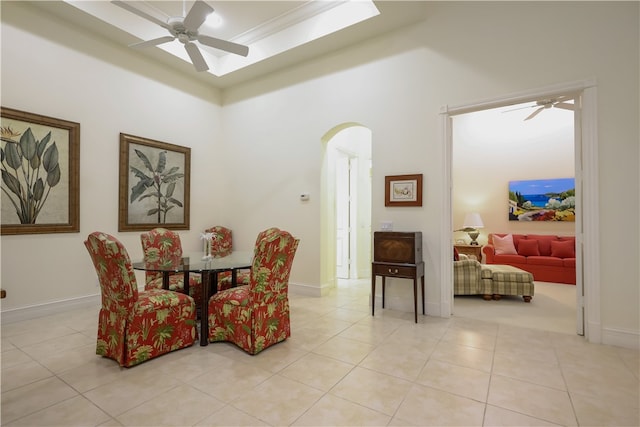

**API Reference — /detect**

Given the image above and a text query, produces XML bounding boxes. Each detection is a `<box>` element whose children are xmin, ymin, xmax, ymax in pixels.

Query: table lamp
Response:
<box><xmin>458</xmin><ymin>212</ymin><xmax>484</xmax><ymax>245</ymax></box>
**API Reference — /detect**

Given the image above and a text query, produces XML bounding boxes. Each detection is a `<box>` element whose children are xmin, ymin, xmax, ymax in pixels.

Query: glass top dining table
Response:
<box><xmin>132</xmin><ymin>251</ymin><xmax>253</xmax><ymax>346</ymax></box>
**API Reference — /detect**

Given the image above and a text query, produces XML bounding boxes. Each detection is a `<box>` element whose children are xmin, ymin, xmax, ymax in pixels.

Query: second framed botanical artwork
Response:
<box><xmin>385</xmin><ymin>174</ymin><xmax>423</xmax><ymax>207</ymax></box>
<box><xmin>118</xmin><ymin>133</ymin><xmax>190</xmax><ymax>231</ymax></box>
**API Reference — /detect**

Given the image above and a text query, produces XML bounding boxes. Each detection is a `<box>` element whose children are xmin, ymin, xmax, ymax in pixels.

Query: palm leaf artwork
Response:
<box><xmin>1</xmin><ymin>126</ymin><xmax>61</xmax><ymax>224</ymax></box>
<box><xmin>129</xmin><ymin>149</ymin><xmax>184</xmax><ymax>224</ymax></box>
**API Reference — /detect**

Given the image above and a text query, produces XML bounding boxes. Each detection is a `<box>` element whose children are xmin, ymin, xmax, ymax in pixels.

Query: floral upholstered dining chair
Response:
<box><xmin>84</xmin><ymin>231</ymin><xmax>197</xmax><ymax>367</ymax></box>
<box><xmin>207</xmin><ymin>228</ymin><xmax>299</xmax><ymax>354</ymax></box>
<box><xmin>140</xmin><ymin>228</ymin><xmax>203</xmax><ymax>307</ymax></box>
<box><xmin>205</xmin><ymin>225</ymin><xmax>250</xmax><ymax>290</ymax></box>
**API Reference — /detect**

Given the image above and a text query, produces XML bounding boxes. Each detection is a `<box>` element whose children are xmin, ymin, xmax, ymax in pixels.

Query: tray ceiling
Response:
<box><xmin>28</xmin><ymin>1</ymin><xmax>430</xmax><ymax>88</ymax></box>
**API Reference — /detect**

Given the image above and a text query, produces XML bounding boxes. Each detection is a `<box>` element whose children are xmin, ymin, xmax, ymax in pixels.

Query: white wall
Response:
<box><xmin>220</xmin><ymin>2</ymin><xmax>639</xmax><ymax>344</ymax></box>
<box><xmin>1</xmin><ymin>2</ymin><xmax>638</xmax><ymax>347</ymax></box>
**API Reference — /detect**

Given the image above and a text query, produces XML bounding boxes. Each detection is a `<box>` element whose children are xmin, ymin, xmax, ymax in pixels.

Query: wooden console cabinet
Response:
<box><xmin>372</xmin><ymin>231</ymin><xmax>425</xmax><ymax>323</ymax></box>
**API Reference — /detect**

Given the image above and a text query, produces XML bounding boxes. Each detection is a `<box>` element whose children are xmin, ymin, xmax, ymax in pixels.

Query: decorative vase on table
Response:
<box><xmin>201</xmin><ymin>232</ymin><xmax>213</xmax><ymax>260</ymax></box>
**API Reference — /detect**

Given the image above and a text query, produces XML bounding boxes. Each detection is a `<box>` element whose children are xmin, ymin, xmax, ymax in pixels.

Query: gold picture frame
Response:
<box><xmin>118</xmin><ymin>133</ymin><xmax>190</xmax><ymax>231</ymax></box>
<box><xmin>385</xmin><ymin>174</ymin><xmax>423</xmax><ymax>207</ymax></box>
<box><xmin>1</xmin><ymin>107</ymin><xmax>80</xmax><ymax>235</ymax></box>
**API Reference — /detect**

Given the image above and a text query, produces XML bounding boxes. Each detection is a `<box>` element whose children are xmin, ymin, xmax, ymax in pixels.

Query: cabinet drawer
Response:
<box><xmin>372</xmin><ymin>264</ymin><xmax>416</xmax><ymax>278</ymax></box>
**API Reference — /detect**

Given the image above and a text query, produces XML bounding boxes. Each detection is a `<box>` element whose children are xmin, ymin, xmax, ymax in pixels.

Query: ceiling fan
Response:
<box><xmin>111</xmin><ymin>0</ymin><xmax>249</xmax><ymax>72</ymax></box>
<box><xmin>505</xmin><ymin>96</ymin><xmax>575</xmax><ymax>121</ymax></box>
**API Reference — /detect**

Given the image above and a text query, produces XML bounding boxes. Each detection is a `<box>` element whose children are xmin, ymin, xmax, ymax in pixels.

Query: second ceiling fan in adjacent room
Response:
<box><xmin>505</xmin><ymin>96</ymin><xmax>575</xmax><ymax>121</ymax></box>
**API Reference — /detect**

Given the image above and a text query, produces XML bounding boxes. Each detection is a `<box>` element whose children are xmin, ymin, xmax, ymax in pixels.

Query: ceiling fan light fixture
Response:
<box><xmin>205</xmin><ymin>13</ymin><xmax>223</xmax><ymax>29</ymax></box>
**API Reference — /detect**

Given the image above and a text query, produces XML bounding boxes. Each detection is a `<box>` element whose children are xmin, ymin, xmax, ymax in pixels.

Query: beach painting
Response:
<box><xmin>508</xmin><ymin>178</ymin><xmax>575</xmax><ymax>221</ymax></box>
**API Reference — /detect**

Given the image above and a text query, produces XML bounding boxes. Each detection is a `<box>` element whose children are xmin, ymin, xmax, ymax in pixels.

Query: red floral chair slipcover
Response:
<box><xmin>140</xmin><ymin>228</ymin><xmax>203</xmax><ymax>307</ymax></box>
<box><xmin>84</xmin><ymin>231</ymin><xmax>197</xmax><ymax>367</ymax></box>
<box><xmin>205</xmin><ymin>225</ymin><xmax>250</xmax><ymax>291</ymax></box>
<box><xmin>207</xmin><ymin>228</ymin><xmax>299</xmax><ymax>354</ymax></box>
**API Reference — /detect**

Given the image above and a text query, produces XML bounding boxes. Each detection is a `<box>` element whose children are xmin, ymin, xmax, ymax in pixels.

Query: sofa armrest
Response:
<box><xmin>483</xmin><ymin>244</ymin><xmax>496</xmax><ymax>263</ymax></box>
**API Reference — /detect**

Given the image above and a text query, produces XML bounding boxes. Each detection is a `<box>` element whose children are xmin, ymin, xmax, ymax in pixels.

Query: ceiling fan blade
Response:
<box><xmin>184</xmin><ymin>42</ymin><xmax>209</xmax><ymax>72</ymax></box>
<box><xmin>184</xmin><ymin>0</ymin><xmax>214</xmax><ymax>31</ymax></box>
<box><xmin>525</xmin><ymin>107</ymin><xmax>544</xmax><ymax>121</ymax></box>
<box><xmin>197</xmin><ymin>35</ymin><xmax>249</xmax><ymax>57</ymax></box>
<box><xmin>554</xmin><ymin>102</ymin><xmax>575</xmax><ymax>111</ymax></box>
<box><xmin>502</xmin><ymin>104</ymin><xmax>535</xmax><ymax>113</ymax></box>
<box><xmin>129</xmin><ymin>35</ymin><xmax>175</xmax><ymax>49</ymax></box>
<box><xmin>111</xmin><ymin>1</ymin><xmax>171</xmax><ymax>31</ymax></box>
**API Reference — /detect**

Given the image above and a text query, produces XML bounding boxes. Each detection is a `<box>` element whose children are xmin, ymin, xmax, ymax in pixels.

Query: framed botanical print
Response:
<box><xmin>118</xmin><ymin>133</ymin><xmax>190</xmax><ymax>231</ymax></box>
<box><xmin>1</xmin><ymin>107</ymin><xmax>80</xmax><ymax>235</ymax></box>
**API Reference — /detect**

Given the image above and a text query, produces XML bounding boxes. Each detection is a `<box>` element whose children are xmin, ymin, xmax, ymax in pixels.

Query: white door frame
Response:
<box><xmin>336</xmin><ymin>153</ymin><xmax>351</xmax><ymax>278</ymax></box>
<box><xmin>439</xmin><ymin>79</ymin><xmax>601</xmax><ymax>343</ymax></box>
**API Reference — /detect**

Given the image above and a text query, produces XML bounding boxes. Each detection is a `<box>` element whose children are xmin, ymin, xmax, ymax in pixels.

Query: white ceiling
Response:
<box><xmin>30</xmin><ymin>1</ymin><xmax>431</xmax><ymax>89</ymax></box>
<box><xmin>455</xmin><ymin>102</ymin><xmax>575</xmax><ymax>147</ymax></box>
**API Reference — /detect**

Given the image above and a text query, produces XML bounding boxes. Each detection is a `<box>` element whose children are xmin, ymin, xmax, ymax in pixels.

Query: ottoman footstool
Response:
<box><xmin>481</xmin><ymin>264</ymin><xmax>534</xmax><ymax>302</ymax></box>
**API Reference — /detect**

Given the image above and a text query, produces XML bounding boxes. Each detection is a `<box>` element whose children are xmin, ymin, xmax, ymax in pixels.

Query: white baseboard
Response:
<box><xmin>601</xmin><ymin>326</ymin><xmax>640</xmax><ymax>350</ymax></box>
<box><xmin>1</xmin><ymin>293</ymin><xmax>100</xmax><ymax>324</ymax></box>
<box><xmin>290</xmin><ymin>282</ymin><xmax>329</xmax><ymax>297</ymax></box>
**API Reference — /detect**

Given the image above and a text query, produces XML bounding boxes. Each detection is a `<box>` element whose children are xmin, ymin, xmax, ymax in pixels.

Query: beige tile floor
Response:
<box><xmin>2</xmin><ymin>279</ymin><xmax>639</xmax><ymax>426</ymax></box>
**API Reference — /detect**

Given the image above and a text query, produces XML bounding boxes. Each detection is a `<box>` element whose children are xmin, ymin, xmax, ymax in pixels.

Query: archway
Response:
<box><xmin>320</xmin><ymin>124</ymin><xmax>372</xmax><ymax>292</ymax></box>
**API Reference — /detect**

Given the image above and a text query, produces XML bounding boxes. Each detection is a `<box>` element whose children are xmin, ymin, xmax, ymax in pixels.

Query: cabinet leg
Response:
<box><xmin>421</xmin><ymin>275</ymin><xmax>425</xmax><ymax>315</ymax></box>
<box><xmin>381</xmin><ymin>276</ymin><xmax>386</xmax><ymax>308</ymax></box>
<box><xmin>413</xmin><ymin>279</ymin><xmax>418</xmax><ymax>323</ymax></box>
<box><xmin>371</xmin><ymin>275</ymin><xmax>376</xmax><ymax>316</ymax></box>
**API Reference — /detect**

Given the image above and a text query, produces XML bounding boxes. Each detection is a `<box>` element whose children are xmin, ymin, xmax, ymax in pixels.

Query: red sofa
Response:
<box><xmin>482</xmin><ymin>233</ymin><xmax>576</xmax><ymax>284</ymax></box>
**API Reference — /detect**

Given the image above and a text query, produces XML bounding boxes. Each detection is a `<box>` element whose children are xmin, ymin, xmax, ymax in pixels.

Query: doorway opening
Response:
<box><xmin>320</xmin><ymin>124</ymin><xmax>372</xmax><ymax>291</ymax></box>
<box><xmin>440</xmin><ymin>80</ymin><xmax>601</xmax><ymax>343</ymax></box>
<box><xmin>451</xmin><ymin>100</ymin><xmax>576</xmax><ymax>334</ymax></box>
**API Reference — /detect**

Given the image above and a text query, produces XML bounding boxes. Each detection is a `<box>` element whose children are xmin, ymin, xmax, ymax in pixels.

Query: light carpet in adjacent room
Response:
<box><xmin>453</xmin><ymin>281</ymin><xmax>577</xmax><ymax>335</ymax></box>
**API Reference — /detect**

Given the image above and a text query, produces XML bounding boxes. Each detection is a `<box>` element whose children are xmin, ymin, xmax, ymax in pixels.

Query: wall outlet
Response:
<box><xmin>380</xmin><ymin>221</ymin><xmax>393</xmax><ymax>231</ymax></box>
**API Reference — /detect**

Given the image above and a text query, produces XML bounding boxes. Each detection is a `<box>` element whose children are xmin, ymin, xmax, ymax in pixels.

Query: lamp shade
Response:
<box><xmin>463</xmin><ymin>212</ymin><xmax>484</xmax><ymax>229</ymax></box>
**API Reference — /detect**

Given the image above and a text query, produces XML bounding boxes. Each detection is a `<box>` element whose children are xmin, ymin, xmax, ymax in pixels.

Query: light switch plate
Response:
<box><xmin>380</xmin><ymin>221</ymin><xmax>393</xmax><ymax>231</ymax></box>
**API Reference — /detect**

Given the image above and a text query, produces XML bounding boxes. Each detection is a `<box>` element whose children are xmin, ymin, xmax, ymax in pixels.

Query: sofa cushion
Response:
<box><xmin>527</xmin><ymin>256</ymin><xmax>564</xmax><ymax>267</ymax></box>
<box><xmin>563</xmin><ymin>258</ymin><xmax>576</xmax><ymax>268</ymax></box>
<box><xmin>517</xmin><ymin>239</ymin><xmax>540</xmax><ymax>257</ymax></box>
<box><xmin>550</xmin><ymin>240</ymin><xmax>575</xmax><ymax>258</ymax></box>
<box><xmin>511</xmin><ymin>234</ymin><xmax>527</xmax><ymax>248</ymax></box>
<box><xmin>526</xmin><ymin>235</ymin><xmax>557</xmax><ymax>256</ymax></box>
<box><xmin>494</xmin><ymin>254</ymin><xmax>526</xmax><ymax>263</ymax></box>
<box><xmin>493</xmin><ymin>234</ymin><xmax>517</xmax><ymax>255</ymax></box>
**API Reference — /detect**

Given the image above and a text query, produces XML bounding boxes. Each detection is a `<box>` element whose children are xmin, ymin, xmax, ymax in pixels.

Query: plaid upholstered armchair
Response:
<box><xmin>453</xmin><ymin>256</ymin><xmax>492</xmax><ymax>300</ymax></box>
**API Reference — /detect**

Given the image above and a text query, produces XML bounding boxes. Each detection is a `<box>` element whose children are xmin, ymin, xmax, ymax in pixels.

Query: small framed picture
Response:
<box><xmin>385</xmin><ymin>174</ymin><xmax>423</xmax><ymax>207</ymax></box>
